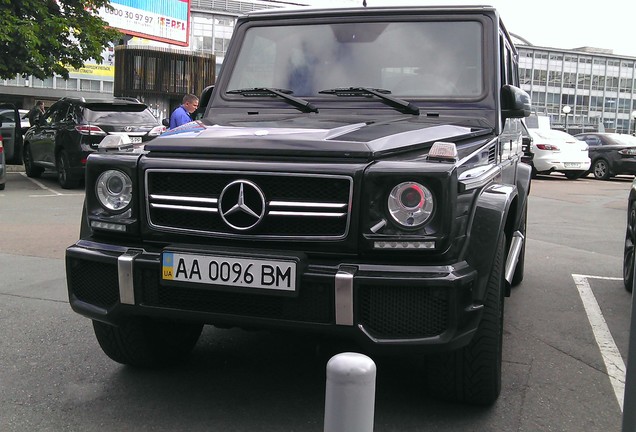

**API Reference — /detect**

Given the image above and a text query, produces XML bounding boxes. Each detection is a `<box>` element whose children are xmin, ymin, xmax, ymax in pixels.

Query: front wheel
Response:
<box><xmin>592</xmin><ymin>159</ymin><xmax>611</xmax><ymax>180</ymax></box>
<box><xmin>623</xmin><ymin>201</ymin><xmax>636</xmax><ymax>293</ymax></box>
<box><xmin>92</xmin><ymin>318</ymin><xmax>203</xmax><ymax>368</ymax></box>
<box><xmin>427</xmin><ymin>233</ymin><xmax>506</xmax><ymax>405</ymax></box>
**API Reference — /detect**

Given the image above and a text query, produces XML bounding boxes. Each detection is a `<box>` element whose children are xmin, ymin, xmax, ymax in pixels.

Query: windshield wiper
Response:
<box><xmin>318</xmin><ymin>87</ymin><xmax>420</xmax><ymax>115</ymax></box>
<box><xmin>227</xmin><ymin>87</ymin><xmax>318</xmax><ymax>113</ymax></box>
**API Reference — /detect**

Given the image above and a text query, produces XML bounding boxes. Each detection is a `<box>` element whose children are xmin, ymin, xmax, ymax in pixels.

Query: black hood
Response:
<box><xmin>145</xmin><ymin>114</ymin><xmax>491</xmax><ymax>159</ymax></box>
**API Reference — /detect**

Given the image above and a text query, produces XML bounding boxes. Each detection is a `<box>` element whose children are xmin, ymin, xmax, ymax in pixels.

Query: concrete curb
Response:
<box><xmin>7</xmin><ymin>164</ymin><xmax>25</xmax><ymax>172</ymax></box>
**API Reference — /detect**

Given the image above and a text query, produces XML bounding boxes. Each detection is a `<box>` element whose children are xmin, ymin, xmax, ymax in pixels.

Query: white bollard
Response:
<box><xmin>324</xmin><ymin>352</ymin><xmax>376</xmax><ymax>432</ymax></box>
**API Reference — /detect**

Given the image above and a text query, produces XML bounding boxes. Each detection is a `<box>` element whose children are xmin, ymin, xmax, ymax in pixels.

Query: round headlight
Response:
<box><xmin>96</xmin><ymin>170</ymin><xmax>133</xmax><ymax>212</ymax></box>
<box><xmin>387</xmin><ymin>182</ymin><xmax>434</xmax><ymax>228</ymax></box>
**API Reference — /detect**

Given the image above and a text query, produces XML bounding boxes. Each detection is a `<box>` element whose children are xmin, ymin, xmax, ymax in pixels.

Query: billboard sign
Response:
<box><xmin>98</xmin><ymin>0</ymin><xmax>190</xmax><ymax>47</ymax></box>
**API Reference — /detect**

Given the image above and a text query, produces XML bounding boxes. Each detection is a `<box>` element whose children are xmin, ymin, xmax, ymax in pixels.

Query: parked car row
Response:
<box><xmin>522</xmin><ymin>126</ymin><xmax>636</xmax><ymax>181</ymax></box>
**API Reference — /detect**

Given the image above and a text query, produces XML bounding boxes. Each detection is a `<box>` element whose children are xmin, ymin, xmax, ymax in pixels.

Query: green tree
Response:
<box><xmin>0</xmin><ymin>0</ymin><xmax>122</xmax><ymax>80</ymax></box>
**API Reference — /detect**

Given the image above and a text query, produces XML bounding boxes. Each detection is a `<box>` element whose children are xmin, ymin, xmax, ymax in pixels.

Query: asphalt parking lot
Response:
<box><xmin>0</xmin><ymin>170</ymin><xmax>633</xmax><ymax>431</ymax></box>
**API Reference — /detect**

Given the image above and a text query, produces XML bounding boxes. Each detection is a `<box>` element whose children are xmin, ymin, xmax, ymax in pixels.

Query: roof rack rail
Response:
<box><xmin>114</xmin><ymin>97</ymin><xmax>141</xmax><ymax>103</ymax></box>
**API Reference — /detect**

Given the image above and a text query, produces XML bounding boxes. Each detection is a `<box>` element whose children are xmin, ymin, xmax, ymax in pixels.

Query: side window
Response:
<box><xmin>500</xmin><ymin>33</ymin><xmax>519</xmax><ymax>87</ymax></box>
<box><xmin>500</xmin><ymin>35</ymin><xmax>508</xmax><ymax>86</ymax></box>
<box><xmin>0</xmin><ymin>109</ymin><xmax>15</xmax><ymax>124</ymax></box>
<box><xmin>52</xmin><ymin>103</ymin><xmax>71</xmax><ymax>123</ymax></box>
<box><xmin>589</xmin><ymin>137</ymin><xmax>600</xmax><ymax>146</ymax></box>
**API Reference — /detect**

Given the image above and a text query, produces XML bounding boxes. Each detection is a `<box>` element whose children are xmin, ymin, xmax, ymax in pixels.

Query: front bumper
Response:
<box><xmin>66</xmin><ymin>240</ymin><xmax>483</xmax><ymax>354</ymax></box>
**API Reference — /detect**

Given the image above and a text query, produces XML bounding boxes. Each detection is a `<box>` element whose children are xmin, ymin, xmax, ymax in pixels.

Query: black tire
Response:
<box><xmin>57</xmin><ymin>150</ymin><xmax>81</xmax><ymax>189</ymax></box>
<box><xmin>93</xmin><ymin>319</ymin><xmax>203</xmax><ymax>368</ymax></box>
<box><xmin>428</xmin><ymin>233</ymin><xmax>505</xmax><ymax>405</ymax></box>
<box><xmin>23</xmin><ymin>143</ymin><xmax>43</xmax><ymax>178</ymax></box>
<box><xmin>592</xmin><ymin>159</ymin><xmax>611</xmax><ymax>180</ymax></box>
<box><xmin>511</xmin><ymin>205</ymin><xmax>527</xmax><ymax>287</ymax></box>
<box><xmin>623</xmin><ymin>201</ymin><xmax>636</xmax><ymax>293</ymax></box>
<box><xmin>0</xmin><ymin>182</ymin><xmax>5</xmax><ymax>191</ymax></box>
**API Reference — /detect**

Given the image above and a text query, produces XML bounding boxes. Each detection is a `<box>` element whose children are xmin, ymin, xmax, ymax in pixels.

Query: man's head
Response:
<box><xmin>182</xmin><ymin>94</ymin><xmax>199</xmax><ymax>114</ymax></box>
<box><xmin>36</xmin><ymin>100</ymin><xmax>44</xmax><ymax>109</ymax></box>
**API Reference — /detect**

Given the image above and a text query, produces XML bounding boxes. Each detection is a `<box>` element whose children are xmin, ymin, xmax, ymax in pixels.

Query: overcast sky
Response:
<box><xmin>298</xmin><ymin>0</ymin><xmax>636</xmax><ymax>58</ymax></box>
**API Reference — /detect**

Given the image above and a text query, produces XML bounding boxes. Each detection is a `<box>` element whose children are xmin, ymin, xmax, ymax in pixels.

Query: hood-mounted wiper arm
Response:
<box><xmin>227</xmin><ymin>87</ymin><xmax>318</xmax><ymax>113</ymax></box>
<box><xmin>318</xmin><ymin>87</ymin><xmax>420</xmax><ymax>115</ymax></box>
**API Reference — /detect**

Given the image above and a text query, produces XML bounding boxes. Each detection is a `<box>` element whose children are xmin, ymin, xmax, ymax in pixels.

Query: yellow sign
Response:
<box><xmin>67</xmin><ymin>63</ymin><xmax>115</xmax><ymax>78</ymax></box>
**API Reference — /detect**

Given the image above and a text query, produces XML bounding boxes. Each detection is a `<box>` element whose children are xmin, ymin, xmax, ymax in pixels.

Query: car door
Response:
<box><xmin>0</xmin><ymin>103</ymin><xmax>21</xmax><ymax>164</ymax></box>
<box><xmin>30</xmin><ymin>102</ymin><xmax>69</xmax><ymax>168</ymax></box>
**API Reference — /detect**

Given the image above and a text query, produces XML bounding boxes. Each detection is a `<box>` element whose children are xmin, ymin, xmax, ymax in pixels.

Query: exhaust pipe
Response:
<box><xmin>504</xmin><ymin>230</ymin><xmax>524</xmax><ymax>284</ymax></box>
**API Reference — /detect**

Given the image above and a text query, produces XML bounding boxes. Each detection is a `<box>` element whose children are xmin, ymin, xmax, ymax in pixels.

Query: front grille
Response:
<box><xmin>67</xmin><ymin>258</ymin><xmax>119</xmax><ymax>308</ymax></box>
<box><xmin>359</xmin><ymin>284</ymin><xmax>449</xmax><ymax>339</ymax></box>
<box><xmin>146</xmin><ymin>170</ymin><xmax>353</xmax><ymax>239</ymax></box>
<box><xmin>140</xmin><ymin>269</ymin><xmax>333</xmax><ymax>324</ymax></box>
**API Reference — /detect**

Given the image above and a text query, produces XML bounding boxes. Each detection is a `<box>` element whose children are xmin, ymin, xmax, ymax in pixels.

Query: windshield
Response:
<box><xmin>226</xmin><ymin>21</ymin><xmax>483</xmax><ymax>98</ymax></box>
<box><xmin>82</xmin><ymin>106</ymin><xmax>158</xmax><ymax>125</ymax></box>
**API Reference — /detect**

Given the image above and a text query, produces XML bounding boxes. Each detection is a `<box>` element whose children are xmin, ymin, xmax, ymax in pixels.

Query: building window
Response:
<box><xmin>591</xmin><ymin>76</ymin><xmax>605</xmax><ymax>91</ymax></box>
<box><xmin>533</xmin><ymin>69</ymin><xmax>547</xmax><ymax>86</ymax></box>
<box><xmin>548</xmin><ymin>71</ymin><xmax>561</xmax><ymax>87</ymax></box>
<box><xmin>563</xmin><ymin>72</ymin><xmax>576</xmax><ymax>89</ymax></box>
<box><xmin>214</xmin><ymin>37</ymin><xmax>231</xmax><ymax>57</ymax></box>
<box><xmin>578</xmin><ymin>74</ymin><xmax>591</xmax><ymax>89</ymax></box>
<box><xmin>520</xmin><ymin>68</ymin><xmax>532</xmax><ymax>85</ymax></box>
<box><xmin>606</xmin><ymin>76</ymin><xmax>619</xmax><ymax>92</ymax></box>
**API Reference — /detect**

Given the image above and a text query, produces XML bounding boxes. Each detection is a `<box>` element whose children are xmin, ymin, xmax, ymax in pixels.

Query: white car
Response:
<box><xmin>528</xmin><ymin>128</ymin><xmax>591</xmax><ymax>179</ymax></box>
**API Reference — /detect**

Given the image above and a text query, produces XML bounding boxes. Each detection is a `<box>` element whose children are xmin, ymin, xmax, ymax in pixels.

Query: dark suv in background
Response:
<box><xmin>23</xmin><ymin>97</ymin><xmax>164</xmax><ymax>188</ymax></box>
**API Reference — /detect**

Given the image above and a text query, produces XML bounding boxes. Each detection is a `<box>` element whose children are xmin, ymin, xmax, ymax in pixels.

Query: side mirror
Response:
<box><xmin>162</xmin><ymin>118</ymin><xmax>169</xmax><ymax>127</ymax></box>
<box><xmin>193</xmin><ymin>85</ymin><xmax>215</xmax><ymax>120</ymax></box>
<box><xmin>501</xmin><ymin>85</ymin><xmax>531</xmax><ymax>119</ymax></box>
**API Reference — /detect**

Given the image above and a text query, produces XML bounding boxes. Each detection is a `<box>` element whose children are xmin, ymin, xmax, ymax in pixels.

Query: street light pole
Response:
<box><xmin>632</xmin><ymin>110</ymin><xmax>636</xmax><ymax>135</ymax></box>
<box><xmin>562</xmin><ymin>105</ymin><xmax>571</xmax><ymax>133</ymax></box>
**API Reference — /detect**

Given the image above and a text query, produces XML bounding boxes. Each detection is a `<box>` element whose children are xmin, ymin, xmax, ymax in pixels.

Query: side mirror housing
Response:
<box><xmin>501</xmin><ymin>85</ymin><xmax>531</xmax><ymax>119</ymax></box>
<box><xmin>193</xmin><ymin>85</ymin><xmax>214</xmax><ymax>120</ymax></box>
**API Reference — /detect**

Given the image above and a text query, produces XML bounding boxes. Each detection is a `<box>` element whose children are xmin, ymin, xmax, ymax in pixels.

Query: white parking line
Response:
<box><xmin>19</xmin><ymin>172</ymin><xmax>63</xmax><ymax>195</ymax></box>
<box><xmin>16</xmin><ymin>172</ymin><xmax>83</xmax><ymax>196</ymax></box>
<box><xmin>572</xmin><ymin>274</ymin><xmax>625</xmax><ymax>411</ymax></box>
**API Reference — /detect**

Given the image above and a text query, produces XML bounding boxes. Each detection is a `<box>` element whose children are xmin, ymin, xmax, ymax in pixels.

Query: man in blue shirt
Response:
<box><xmin>168</xmin><ymin>94</ymin><xmax>199</xmax><ymax>129</ymax></box>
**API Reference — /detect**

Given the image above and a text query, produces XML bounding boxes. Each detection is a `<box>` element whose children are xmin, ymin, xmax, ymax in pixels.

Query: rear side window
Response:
<box><xmin>83</xmin><ymin>104</ymin><xmax>158</xmax><ymax>124</ymax></box>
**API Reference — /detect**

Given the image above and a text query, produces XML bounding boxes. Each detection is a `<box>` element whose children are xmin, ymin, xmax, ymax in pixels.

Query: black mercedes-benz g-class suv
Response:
<box><xmin>66</xmin><ymin>5</ymin><xmax>531</xmax><ymax>405</ymax></box>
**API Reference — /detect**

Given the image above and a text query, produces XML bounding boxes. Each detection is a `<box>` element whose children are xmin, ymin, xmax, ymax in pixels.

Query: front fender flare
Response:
<box><xmin>463</xmin><ymin>184</ymin><xmax>517</xmax><ymax>302</ymax></box>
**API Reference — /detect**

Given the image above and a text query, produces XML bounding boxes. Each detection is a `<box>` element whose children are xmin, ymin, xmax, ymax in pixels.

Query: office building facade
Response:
<box><xmin>517</xmin><ymin>43</ymin><xmax>636</xmax><ymax>135</ymax></box>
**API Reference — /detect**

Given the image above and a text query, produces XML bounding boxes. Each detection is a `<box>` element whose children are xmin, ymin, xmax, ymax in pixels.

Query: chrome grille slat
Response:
<box><xmin>145</xmin><ymin>169</ymin><xmax>353</xmax><ymax>240</ymax></box>
<box><xmin>268</xmin><ymin>211</ymin><xmax>347</xmax><ymax>217</ymax></box>
<box><xmin>150</xmin><ymin>203</ymin><xmax>218</xmax><ymax>213</ymax></box>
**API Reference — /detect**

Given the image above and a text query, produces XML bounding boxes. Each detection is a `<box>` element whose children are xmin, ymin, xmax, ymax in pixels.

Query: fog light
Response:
<box><xmin>90</xmin><ymin>221</ymin><xmax>127</xmax><ymax>232</ymax></box>
<box><xmin>374</xmin><ymin>241</ymin><xmax>435</xmax><ymax>249</ymax></box>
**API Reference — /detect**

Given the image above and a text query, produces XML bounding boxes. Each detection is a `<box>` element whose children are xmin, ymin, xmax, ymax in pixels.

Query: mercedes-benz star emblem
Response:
<box><xmin>218</xmin><ymin>180</ymin><xmax>266</xmax><ymax>231</ymax></box>
<box><xmin>124</xmin><ymin>126</ymin><xmax>133</xmax><ymax>132</ymax></box>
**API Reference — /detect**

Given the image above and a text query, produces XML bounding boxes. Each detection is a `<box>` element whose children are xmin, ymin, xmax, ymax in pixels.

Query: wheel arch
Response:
<box><xmin>463</xmin><ymin>183</ymin><xmax>519</xmax><ymax>302</ymax></box>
